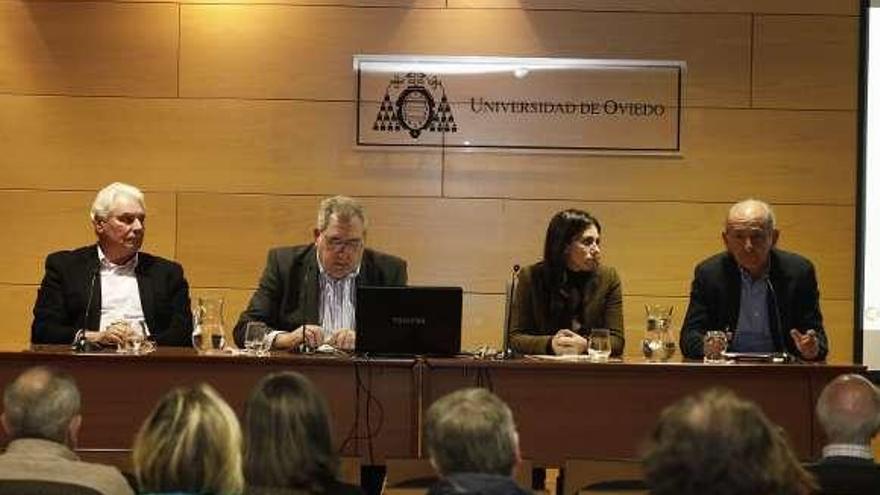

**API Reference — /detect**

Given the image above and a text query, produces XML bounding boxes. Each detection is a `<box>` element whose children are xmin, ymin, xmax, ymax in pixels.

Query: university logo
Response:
<box><xmin>373</xmin><ymin>72</ymin><xmax>457</xmax><ymax>139</ymax></box>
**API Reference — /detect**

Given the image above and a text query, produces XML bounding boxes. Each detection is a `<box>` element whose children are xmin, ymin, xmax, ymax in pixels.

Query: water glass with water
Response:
<box><xmin>588</xmin><ymin>328</ymin><xmax>612</xmax><ymax>362</ymax></box>
<box><xmin>703</xmin><ymin>330</ymin><xmax>728</xmax><ymax>363</ymax></box>
<box><xmin>244</xmin><ymin>321</ymin><xmax>270</xmax><ymax>357</ymax></box>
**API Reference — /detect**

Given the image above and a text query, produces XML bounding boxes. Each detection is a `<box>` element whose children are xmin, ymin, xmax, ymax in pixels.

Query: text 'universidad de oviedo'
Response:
<box><xmin>469</xmin><ymin>98</ymin><xmax>668</xmax><ymax>117</ymax></box>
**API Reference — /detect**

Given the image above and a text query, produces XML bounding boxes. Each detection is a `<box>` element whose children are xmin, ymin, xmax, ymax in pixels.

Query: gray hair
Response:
<box><xmin>424</xmin><ymin>388</ymin><xmax>518</xmax><ymax>477</ymax></box>
<box><xmin>90</xmin><ymin>182</ymin><xmax>145</xmax><ymax>221</ymax></box>
<box><xmin>816</xmin><ymin>374</ymin><xmax>880</xmax><ymax>445</ymax></box>
<box><xmin>316</xmin><ymin>196</ymin><xmax>367</xmax><ymax>232</ymax></box>
<box><xmin>3</xmin><ymin>367</ymin><xmax>81</xmax><ymax>443</ymax></box>
<box><xmin>727</xmin><ymin>198</ymin><xmax>776</xmax><ymax>231</ymax></box>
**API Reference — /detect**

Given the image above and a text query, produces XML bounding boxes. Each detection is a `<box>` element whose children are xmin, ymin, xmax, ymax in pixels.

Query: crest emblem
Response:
<box><xmin>373</xmin><ymin>72</ymin><xmax>457</xmax><ymax>139</ymax></box>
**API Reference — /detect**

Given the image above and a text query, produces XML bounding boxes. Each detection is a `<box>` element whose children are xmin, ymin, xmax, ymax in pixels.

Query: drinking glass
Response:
<box><xmin>588</xmin><ymin>328</ymin><xmax>612</xmax><ymax>362</ymax></box>
<box><xmin>703</xmin><ymin>330</ymin><xmax>728</xmax><ymax>363</ymax></box>
<box><xmin>244</xmin><ymin>321</ymin><xmax>270</xmax><ymax>357</ymax></box>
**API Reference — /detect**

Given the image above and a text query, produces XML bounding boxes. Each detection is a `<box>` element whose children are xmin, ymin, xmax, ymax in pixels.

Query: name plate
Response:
<box><xmin>355</xmin><ymin>55</ymin><xmax>685</xmax><ymax>154</ymax></box>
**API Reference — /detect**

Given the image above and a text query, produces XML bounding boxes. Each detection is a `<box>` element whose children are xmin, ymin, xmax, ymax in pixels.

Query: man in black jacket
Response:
<box><xmin>680</xmin><ymin>199</ymin><xmax>827</xmax><ymax>360</ymax></box>
<box><xmin>234</xmin><ymin>195</ymin><xmax>407</xmax><ymax>351</ymax></box>
<box><xmin>31</xmin><ymin>182</ymin><xmax>192</xmax><ymax>347</ymax></box>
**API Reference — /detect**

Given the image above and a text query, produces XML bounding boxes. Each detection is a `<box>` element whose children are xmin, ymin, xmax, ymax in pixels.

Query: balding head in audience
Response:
<box><xmin>817</xmin><ymin>373</ymin><xmax>880</xmax><ymax>447</ymax></box>
<box><xmin>425</xmin><ymin>388</ymin><xmax>520</xmax><ymax>477</ymax></box>
<box><xmin>643</xmin><ymin>388</ymin><xmax>816</xmax><ymax>495</ymax></box>
<box><xmin>2</xmin><ymin>366</ymin><xmax>81</xmax><ymax>447</ymax></box>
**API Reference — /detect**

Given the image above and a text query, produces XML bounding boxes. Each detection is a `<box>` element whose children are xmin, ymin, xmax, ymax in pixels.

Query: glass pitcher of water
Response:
<box><xmin>192</xmin><ymin>296</ymin><xmax>227</xmax><ymax>354</ymax></box>
<box><xmin>642</xmin><ymin>304</ymin><xmax>676</xmax><ymax>362</ymax></box>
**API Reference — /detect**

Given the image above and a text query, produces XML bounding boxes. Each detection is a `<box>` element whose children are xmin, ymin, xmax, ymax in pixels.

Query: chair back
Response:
<box><xmin>563</xmin><ymin>459</ymin><xmax>645</xmax><ymax>495</ymax></box>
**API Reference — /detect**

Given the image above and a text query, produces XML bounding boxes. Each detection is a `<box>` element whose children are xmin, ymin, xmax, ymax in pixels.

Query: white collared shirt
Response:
<box><xmin>822</xmin><ymin>443</ymin><xmax>875</xmax><ymax>461</ymax></box>
<box><xmin>97</xmin><ymin>246</ymin><xmax>145</xmax><ymax>332</ymax></box>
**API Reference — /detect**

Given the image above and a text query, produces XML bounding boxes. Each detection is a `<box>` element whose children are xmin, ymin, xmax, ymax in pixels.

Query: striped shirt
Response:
<box><xmin>317</xmin><ymin>253</ymin><xmax>360</xmax><ymax>341</ymax></box>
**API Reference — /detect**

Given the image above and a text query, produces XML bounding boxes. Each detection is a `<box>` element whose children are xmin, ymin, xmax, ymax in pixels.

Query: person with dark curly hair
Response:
<box><xmin>643</xmin><ymin>388</ymin><xmax>816</xmax><ymax>495</ymax></box>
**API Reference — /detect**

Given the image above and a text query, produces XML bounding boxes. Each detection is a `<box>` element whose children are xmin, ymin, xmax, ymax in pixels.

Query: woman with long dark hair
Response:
<box><xmin>510</xmin><ymin>209</ymin><xmax>624</xmax><ymax>355</ymax></box>
<box><xmin>243</xmin><ymin>371</ymin><xmax>362</xmax><ymax>495</ymax></box>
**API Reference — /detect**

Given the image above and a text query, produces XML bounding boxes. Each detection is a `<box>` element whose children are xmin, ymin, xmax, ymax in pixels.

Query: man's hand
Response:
<box><xmin>274</xmin><ymin>325</ymin><xmax>323</xmax><ymax>351</ymax></box>
<box><xmin>85</xmin><ymin>329</ymin><xmax>125</xmax><ymax>347</ymax></box>
<box><xmin>790</xmin><ymin>328</ymin><xmax>820</xmax><ymax>360</ymax></box>
<box><xmin>327</xmin><ymin>328</ymin><xmax>356</xmax><ymax>351</ymax></box>
<box><xmin>551</xmin><ymin>329</ymin><xmax>588</xmax><ymax>356</ymax></box>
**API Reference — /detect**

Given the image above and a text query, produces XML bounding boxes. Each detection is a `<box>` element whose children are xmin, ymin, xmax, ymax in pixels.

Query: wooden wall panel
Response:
<box><xmin>0</xmin><ymin>190</ymin><xmax>176</xmax><ymax>285</ymax></box>
<box><xmin>0</xmin><ymin>96</ymin><xmax>441</xmax><ymax>196</ymax></box>
<box><xmin>444</xmin><ymin>108</ymin><xmax>856</xmax><ymax>205</ymax></box>
<box><xmin>0</xmin><ymin>1</ymin><xmax>178</xmax><ymax>97</ymax></box>
<box><xmin>822</xmin><ymin>300</ymin><xmax>854</xmax><ymax>365</ymax></box>
<box><xmin>180</xmin><ymin>6</ymin><xmax>750</xmax><ymax>107</ymax></box>
<box><xmin>448</xmin><ymin>0</ymin><xmax>859</xmax><ymax>15</ymax></box>
<box><xmin>0</xmin><ymin>285</ymin><xmax>37</xmax><ymax>351</ymax></box>
<box><xmin>180</xmin><ymin>0</ymin><xmax>444</xmax><ymax>6</ymax></box>
<box><xmin>753</xmin><ymin>15</ymin><xmax>859</xmax><ymax>110</ymax></box>
<box><xmin>461</xmin><ymin>293</ymin><xmax>504</xmax><ymax>352</ymax></box>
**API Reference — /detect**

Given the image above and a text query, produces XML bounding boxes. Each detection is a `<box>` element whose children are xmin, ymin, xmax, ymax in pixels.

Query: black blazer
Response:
<box><xmin>233</xmin><ymin>244</ymin><xmax>407</xmax><ymax>346</ymax></box>
<box><xmin>806</xmin><ymin>457</ymin><xmax>880</xmax><ymax>495</ymax></box>
<box><xmin>680</xmin><ymin>249</ymin><xmax>828</xmax><ymax>360</ymax></box>
<box><xmin>31</xmin><ymin>245</ymin><xmax>193</xmax><ymax>346</ymax></box>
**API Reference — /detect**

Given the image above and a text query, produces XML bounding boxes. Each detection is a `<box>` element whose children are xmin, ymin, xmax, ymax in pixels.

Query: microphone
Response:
<box><xmin>765</xmin><ymin>278</ymin><xmax>787</xmax><ymax>355</ymax></box>
<box><xmin>73</xmin><ymin>266</ymin><xmax>100</xmax><ymax>352</ymax></box>
<box><xmin>500</xmin><ymin>264</ymin><xmax>521</xmax><ymax>359</ymax></box>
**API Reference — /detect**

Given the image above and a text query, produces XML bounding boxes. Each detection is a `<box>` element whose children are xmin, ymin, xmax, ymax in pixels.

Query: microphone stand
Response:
<box><xmin>73</xmin><ymin>267</ymin><xmax>101</xmax><ymax>353</ymax></box>
<box><xmin>500</xmin><ymin>264</ymin><xmax>521</xmax><ymax>360</ymax></box>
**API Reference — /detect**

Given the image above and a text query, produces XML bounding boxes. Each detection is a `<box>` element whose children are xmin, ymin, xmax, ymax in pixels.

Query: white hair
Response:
<box><xmin>90</xmin><ymin>182</ymin><xmax>145</xmax><ymax>221</ymax></box>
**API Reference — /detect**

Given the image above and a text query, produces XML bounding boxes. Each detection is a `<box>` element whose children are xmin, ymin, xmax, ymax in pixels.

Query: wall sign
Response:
<box><xmin>355</xmin><ymin>55</ymin><xmax>685</xmax><ymax>154</ymax></box>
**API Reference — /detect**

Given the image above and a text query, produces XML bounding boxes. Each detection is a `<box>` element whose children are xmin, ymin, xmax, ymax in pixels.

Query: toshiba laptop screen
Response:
<box><xmin>355</xmin><ymin>286</ymin><xmax>462</xmax><ymax>356</ymax></box>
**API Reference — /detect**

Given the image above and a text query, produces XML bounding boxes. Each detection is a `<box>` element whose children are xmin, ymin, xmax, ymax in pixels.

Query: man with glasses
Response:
<box><xmin>680</xmin><ymin>199</ymin><xmax>827</xmax><ymax>360</ymax></box>
<box><xmin>234</xmin><ymin>196</ymin><xmax>407</xmax><ymax>351</ymax></box>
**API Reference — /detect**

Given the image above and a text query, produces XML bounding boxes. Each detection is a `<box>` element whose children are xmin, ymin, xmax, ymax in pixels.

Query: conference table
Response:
<box><xmin>0</xmin><ymin>346</ymin><xmax>863</xmax><ymax>468</ymax></box>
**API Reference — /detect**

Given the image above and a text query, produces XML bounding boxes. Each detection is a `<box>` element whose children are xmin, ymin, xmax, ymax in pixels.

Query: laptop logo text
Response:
<box><xmin>391</xmin><ymin>316</ymin><xmax>427</xmax><ymax>326</ymax></box>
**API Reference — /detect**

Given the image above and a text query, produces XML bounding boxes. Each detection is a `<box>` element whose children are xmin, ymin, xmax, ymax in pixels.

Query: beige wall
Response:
<box><xmin>0</xmin><ymin>0</ymin><xmax>859</xmax><ymax>362</ymax></box>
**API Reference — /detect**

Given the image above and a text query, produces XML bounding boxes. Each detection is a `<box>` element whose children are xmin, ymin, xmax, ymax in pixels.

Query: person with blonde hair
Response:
<box><xmin>243</xmin><ymin>371</ymin><xmax>362</xmax><ymax>495</ymax></box>
<box><xmin>133</xmin><ymin>383</ymin><xmax>243</xmax><ymax>495</ymax></box>
<box><xmin>31</xmin><ymin>181</ymin><xmax>193</xmax><ymax>348</ymax></box>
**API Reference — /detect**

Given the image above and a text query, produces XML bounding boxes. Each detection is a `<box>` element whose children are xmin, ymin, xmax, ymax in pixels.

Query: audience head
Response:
<box><xmin>90</xmin><ymin>182</ymin><xmax>146</xmax><ymax>263</ymax></box>
<box><xmin>314</xmin><ymin>195</ymin><xmax>366</xmax><ymax>279</ymax></box>
<box><xmin>424</xmin><ymin>388</ymin><xmax>520</xmax><ymax>477</ymax></box>
<box><xmin>643</xmin><ymin>388</ymin><xmax>816</xmax><ymax>495</ymax></box>
<box><xmin>816</xmin><ymin>373</ymin><xmax>880</xmax><ymax>446</ymax></box>
<box><xmin>722</xmin><ymin>199</ymin><xmax>779</xmax><ymax>278</ymax></box>
<box><xmin>244</xmin><ymin>371</ymin><xmax>339</xmax><ymax>493</ymax></box>
<box><xmin>133</xmin><ymin>383</ymin><xmax>243</xmax><ymax>495</ymax></box>
<box><xmin>1</xmin><ymin>366</ymin><xmax>81</xmax><ymax>446</ymax></box>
